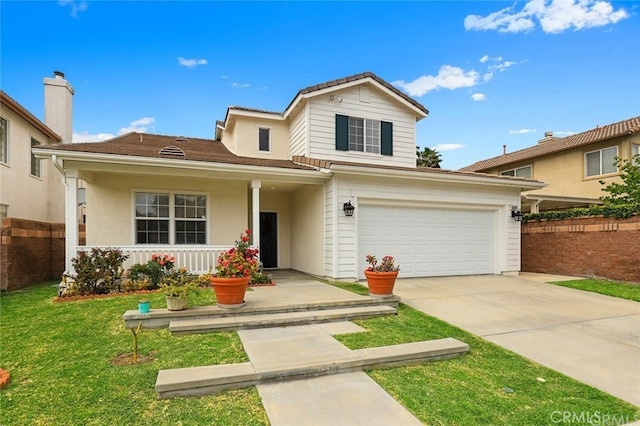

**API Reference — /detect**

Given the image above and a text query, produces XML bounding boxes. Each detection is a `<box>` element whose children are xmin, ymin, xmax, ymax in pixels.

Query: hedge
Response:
<box><xmin>523</xmin><ymin>203</ymin><xmax>640</xmax><ymax>223</ymax></box>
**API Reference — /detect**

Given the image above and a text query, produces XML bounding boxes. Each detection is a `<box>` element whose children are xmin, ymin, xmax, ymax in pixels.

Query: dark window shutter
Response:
<box><xmin>335</xmin><ymin>114</ymin><xmax>349</xmax><ymax>151</ymax></box>
<box><xmin>381</xmin><ymin>121</ymin><xmax>393</xmax><ymax>156</ymax></box>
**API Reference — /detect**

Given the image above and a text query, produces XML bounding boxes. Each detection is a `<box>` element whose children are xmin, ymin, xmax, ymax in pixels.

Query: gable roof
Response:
<box><xmin>38</xmin><ymin>132</ymin><xmax>314</xmax><ymax>170</ymax></box>
<box><xmin>222</xmin><ymin>72</ymin><xmax>429</xmax><ymax>129</ymax></box>
<box><xmin>461</xmin><ymin>116</ymin><xmax>640</xmax><ymax>172</ymax></box>
<box><xmin>0</xmin><ymin>90</ymin><xmax>61</xmax><ymax>142</ymax></box>
<box><xmin>289</xmin><ymin>71</ymin><xmax>429</xmax><ymax>117</ymax></box>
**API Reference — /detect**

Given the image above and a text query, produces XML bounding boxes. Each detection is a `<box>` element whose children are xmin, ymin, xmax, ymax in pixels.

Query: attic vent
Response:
<box><xmin>158</xmin><ymin>145</ymin><xmax>186</xmax><ymax>157</ymax></box>
<box><xmin>175</xmin><ymin>136</ymin><xmax>189</xmax><ymax>143</ymax></box>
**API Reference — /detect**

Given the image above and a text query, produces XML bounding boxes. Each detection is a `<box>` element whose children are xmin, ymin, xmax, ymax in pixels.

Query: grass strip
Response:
<box><xmin>549</xmin><ymin>278</ymin><xmax>640</xmax><ymax>302</ymax></box>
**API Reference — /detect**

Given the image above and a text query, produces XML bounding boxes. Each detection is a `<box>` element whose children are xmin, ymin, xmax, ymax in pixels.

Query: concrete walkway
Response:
<box><xmin>392</xmin><ymin>273</ymin><xmax>640</xmax><ymax>407</ymax></box>
<box><xmin>239</xmin><ymin>323</ymin><xmax>424</xmax><ymax>426</ymax></box>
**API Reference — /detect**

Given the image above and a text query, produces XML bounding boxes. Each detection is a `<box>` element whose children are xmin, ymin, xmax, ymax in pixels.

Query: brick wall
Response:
<box><xmin>521</xmin><ymin>215</ymin><xmax>640</xmax><ymax>283</ymax></box>
<box><xmin>0</xmin><ymin>218</ymin><xmax>85</xmax><ymax>291</ymax></box>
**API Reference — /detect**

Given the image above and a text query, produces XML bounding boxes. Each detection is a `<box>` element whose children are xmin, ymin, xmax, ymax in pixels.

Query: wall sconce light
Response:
<box><xmin>511</xmin><ymin>207</ymin><xmax>523</xmax><ymax>222</ymax></box>
<box><xmin>343</xmin><ymin>201</ymin><xmax>355</xmax><ymax>217</ymax></box>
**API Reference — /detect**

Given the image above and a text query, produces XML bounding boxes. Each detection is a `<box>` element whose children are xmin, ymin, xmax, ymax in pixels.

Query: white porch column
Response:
<box><xmin>531</xmin><ymin>200</ymin><xmax>541</xmax><ymax>214</ymax></box>
<box><xmin>65</xmin><ymin>170</ymin><xmax>79</xmax><ymax>274</ymax></box>
<box><xmin>251</xmin><ymin>180</ymin><xmax>261</xmax><ymax>251</ymax></box>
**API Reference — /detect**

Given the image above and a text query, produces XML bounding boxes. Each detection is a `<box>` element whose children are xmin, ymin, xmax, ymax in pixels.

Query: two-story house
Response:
<box><xmin>461</xmin><ymin>116</ymin><xmax>640</xmax><ymax>213</ymax></box>
<box><xmin>0</xmin><ymin>72</ymin><xmax>75</xmax><ymax>223</ymax></box>
<box><xmin>33</xmin><ymin>72</ymin><xmax>543</xmax><ymax>281</ymax></box>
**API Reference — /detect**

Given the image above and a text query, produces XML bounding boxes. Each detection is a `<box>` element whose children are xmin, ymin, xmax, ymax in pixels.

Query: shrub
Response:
<box><xmin>127</xmin><ymin>253</ymin><xmax>175</xmax><ymax>289</ymax></box>
<box><xmin>523</xmin><ymin>203</ymin><xmax>640</xmax><ymax>223</ymax></box>
<box><xmin>65</xmin><ymin>248</ymin><xmax>129</xmax><ymax>295</ymax></box>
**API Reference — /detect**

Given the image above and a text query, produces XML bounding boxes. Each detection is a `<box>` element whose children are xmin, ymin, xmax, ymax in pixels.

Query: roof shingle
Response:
<box><xmin>461</xmin><ymin>116</ymin><xmax>640</xmax><ymax>172</ymax></box>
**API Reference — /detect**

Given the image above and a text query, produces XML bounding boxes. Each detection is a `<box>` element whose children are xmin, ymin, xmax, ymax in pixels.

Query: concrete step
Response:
<box><xmin>123</xmin><ymin>295</ymin><xmax>400</xmax><ymax>329</ymax></box>
<box><xmin>169</xmin><ymin>305</ymin><xmax>398</xmax><ymax>335</ymax></box>
<box><xmin>155</xmin><ymin>337</ymin><xmax>469</xmax><ymax>399</ymax></box>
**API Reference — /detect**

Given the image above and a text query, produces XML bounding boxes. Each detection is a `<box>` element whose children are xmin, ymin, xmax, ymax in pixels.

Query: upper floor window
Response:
<box><xmin>633</xmin><ymin>144</ymin><xmax>639</xmax><ymax>165</ymax></box>
<box><xmin>585</xmin><ymin>146</ymin><xmax>617</xmax><ymax>177</ymax></box>
<box><xmin>0</xmin><ymin>117</ymin><xmax>7</xmax><ymax>164</ymax></box>
<box><xmin>335</xmin><ymin>114</ymin><xmax>393</xmax><ymax>156</ymax></box>
<box><xmin>135</xmin><ymin>192</ymin><xmax>207</xmax><ymax>245</ymax></box>
<box><xmin>500</xmin><ymin>165</ymin><xmax>532</xmax><ymax>178</ymax></box>
<box><xmin>31</xmin><ymin>138</ymin><xmax>41</xmax><ymax>177</ymax></box>
<box><xmin>258</xmin><ymin>127</ymin><xmax>270</xmax><ymax>152</ymax></box>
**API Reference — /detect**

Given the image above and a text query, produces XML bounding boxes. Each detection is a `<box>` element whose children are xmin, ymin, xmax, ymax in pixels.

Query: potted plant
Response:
<box><xmin>160</xmin><ymin>267</ymin><xmax>196</xmax><ymax>311</ymax></box>
<box><xmin>138</xmin><ymin>298</ymin><xmax>151</xmax><ymax>314</ymax></box>
<box><xmin>211</xmin><ymin>229</ymin><xmax>260</xmax><ymax>308</ymax></box>
<box><xmin>364</xmin><ymin>254</ymin><xmax>400</xmax><ymax>298</ymax></box>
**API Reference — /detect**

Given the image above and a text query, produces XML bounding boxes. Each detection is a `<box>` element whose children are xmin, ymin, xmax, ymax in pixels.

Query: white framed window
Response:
<box><xmin>0</xmin><ymin>117</ymin><xmax>7</xmax><ymax>164</ymax></box>
<box><xmin>30</xmin><ymin>138</ymin><xmax>41</xmax><ymax>177</ymax></box>
<box><xmin>0</xmin><ymin>204</ymin><xmax>7</xmax><ymax>221</ymax></box>
<box><xmin>500</xmin><ymin>165</ymin><xmax>532</xmax><ymax>178</ymax></box>
<box><xmin>349</xmin><ymin>117</ymin><xmax>380</xmax><ymax>154</ymax></box>
<box><xmin>585</xmin><ymin>146</ymin><xmax>617</xmax><ymax>177</ymax></box>
<box><xmin>135</xmin><ymin>191</ymin><xmax>207</xmax><ymax>244</ymax></box>
<box><xmin>258</xmin><ymin>127</ymin><xmax>270</xmax><ymax>152</ymax></box>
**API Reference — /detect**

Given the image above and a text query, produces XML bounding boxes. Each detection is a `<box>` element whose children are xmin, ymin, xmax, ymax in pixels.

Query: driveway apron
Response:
<box><xmin>392</xmin><ymin>274</ymin><xmax>640</xmax><ymax>407</ymax></box>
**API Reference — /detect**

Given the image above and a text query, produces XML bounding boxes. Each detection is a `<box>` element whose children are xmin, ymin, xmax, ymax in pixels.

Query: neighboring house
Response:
<box><xmin>33</xmin><ymin>72</ymin><xmax>543</xmax><ymax>281</ymax></box>
<box><xmin>461</xmin><ymin>116</ymin><xmax>640</xmax><ymax>213</ymax></box>
<box><xmin>0</xmin><ymin>71</ymin><xmax>75</xmax><ymax>223</ymax></box>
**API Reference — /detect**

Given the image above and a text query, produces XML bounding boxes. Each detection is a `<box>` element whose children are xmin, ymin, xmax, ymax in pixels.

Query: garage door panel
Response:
<box><xmin>359</xmin><ymin>206</ymin><xmax>495</xmax><ymax>278</ymax></box>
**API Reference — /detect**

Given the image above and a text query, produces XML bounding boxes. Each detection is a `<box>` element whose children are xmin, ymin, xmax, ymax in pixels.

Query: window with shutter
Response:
<box><xmin>336</xmin><ymin>114</ymin><xmax>392</xmax><ymax>156</ymax></box>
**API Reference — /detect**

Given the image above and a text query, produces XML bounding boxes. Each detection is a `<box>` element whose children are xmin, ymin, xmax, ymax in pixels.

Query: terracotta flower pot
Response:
<box><xmin>364</xmin><ymin>270</ymin><xmax>398</xmax><ymax>298</ymax></box>
<box><xmin>210</xmin><ymin>276</ymin><xmax>250</xmax><ymax>308</ymax></box>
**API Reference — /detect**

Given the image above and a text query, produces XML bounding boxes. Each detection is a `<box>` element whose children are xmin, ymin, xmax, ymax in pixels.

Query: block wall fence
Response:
<box><xmin>521</xmin><ymin>215</ymin><xmax>640</xmax><ymax>283</ymax></box>
<box><xmin>0</xmin><ymin>218</ymin><xmax>85</xmax><ymax>291</ymax></box>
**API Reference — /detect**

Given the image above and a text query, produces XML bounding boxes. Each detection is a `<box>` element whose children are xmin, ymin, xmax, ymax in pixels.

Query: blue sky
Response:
<box><xmin>2</xmin><ymin>0</ymin><xmax>639</xmax><ymax>170</ymax></box>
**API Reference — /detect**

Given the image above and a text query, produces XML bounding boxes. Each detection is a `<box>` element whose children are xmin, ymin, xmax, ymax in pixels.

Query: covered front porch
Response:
<box><xmin>53</xmin><ymin>155</ymin><xmax>328</xmax><ymax>277</ymax></box>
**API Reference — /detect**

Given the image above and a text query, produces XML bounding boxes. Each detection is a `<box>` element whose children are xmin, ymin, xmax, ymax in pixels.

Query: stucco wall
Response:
<box><xmin>0</xmin><ymin>107</ymin><xmax>64</xmax><ymax>223</ymax></box>
<box><xmin>522</xmin><ymin>215</ymin><xmax>640</xmax><ymax>283</ymax></box>
<box><xmin>290</xmin><ymin>185</ymin><xmax>324</xmax><ymax>276</ymax></box>
<box><xmin>85</xmin><ymin>173</ymin><xmax>249</xmax><ymax>246</ymax></box>
<box><xmin>225</xmin><ymin>117</ymin><xmax>290</xmax><ymax>160</ymax></box>
<box><xmin>484</xmin><ymin>134</ymin><xmax>639</xmax><ymax>199</ymax></box>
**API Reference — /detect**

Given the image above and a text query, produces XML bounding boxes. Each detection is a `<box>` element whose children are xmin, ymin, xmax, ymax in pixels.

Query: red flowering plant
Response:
<box><xmin>365</xmin><ymin>255</ymin><xmax>400</xmax><ymax>272</ymax></box>
<box><xmin>216</xmin><ymin>230</ymin><xmax>261</xmax><ymax>279</ymax></box>
<box><xmin>127</xmin><ymin>253</ymin><xmax>176</xmax><ymax>289</ymax></box>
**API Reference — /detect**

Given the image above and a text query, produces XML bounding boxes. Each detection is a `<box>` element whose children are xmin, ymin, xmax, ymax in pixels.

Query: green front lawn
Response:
<box><xmin>549</xmin><ymin>278</ymin><xmax>640</xmax><ymax>302</ymax></box>
<box><xmin>1</xmin><ymin>282</ymin><xmax>638</xmax><ymax>425</ymax></box>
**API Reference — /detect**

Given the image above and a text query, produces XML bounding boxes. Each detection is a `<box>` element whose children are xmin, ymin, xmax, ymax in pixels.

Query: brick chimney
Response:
<box><xmin>43</xmin><ymin>71</ymin><xmax>74</xmax><ymax>144</ymax></box>
<box><xmin>538</xmin><ymin>131</ymin><xmax>557</xmax><ymax>144</ymax></box>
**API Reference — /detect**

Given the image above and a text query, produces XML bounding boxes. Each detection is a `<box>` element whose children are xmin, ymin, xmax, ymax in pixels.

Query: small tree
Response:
<box><xmin>599</xmin><ymin>154</ymin><xmax>640</xmax><ymax>205</ymax></box>
<box><xmin>416</xmin><ymin>147</ymin><xmax>442</xmax><ymax>168</ymax></box>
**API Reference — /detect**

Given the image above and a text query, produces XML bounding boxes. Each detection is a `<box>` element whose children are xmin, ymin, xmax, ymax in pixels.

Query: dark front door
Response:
<box><xmin>260</xmin><ymin>212</ymin><xmax>277</xmax><ymax>268</ymax></box>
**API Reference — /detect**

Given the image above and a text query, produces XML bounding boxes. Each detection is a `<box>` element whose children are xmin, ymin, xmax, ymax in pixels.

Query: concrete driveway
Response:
<box><xmin>392</xmin><ymin>274</ymin><xmax>640</xmax><ymax>407</ymax></box>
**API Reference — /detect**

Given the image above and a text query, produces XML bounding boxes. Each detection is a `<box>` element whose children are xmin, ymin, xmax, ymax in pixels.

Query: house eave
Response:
<box><xmin>32</xmin><ymin>148</ymin><xmax>330</xmax><ymax>183</ymax></box>
<box><xmin>329</xmin><ymin>163</ymin><xmax>546</xmax><ymax>191</ymax></box>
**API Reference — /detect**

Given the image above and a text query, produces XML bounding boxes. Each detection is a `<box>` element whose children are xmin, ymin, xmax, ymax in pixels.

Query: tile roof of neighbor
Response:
<box><xmin>295</xmin><ymin>71</ymin><xmax>430</xmax><ymax>116</ymax></box>
<box><xmin>0</xmin><ymin>90</ymin><xmax>61</xmax><ymax>141</ymax></box>
<box><xmin>461</xmin><ymin>116</ymin><xmax>640</xmax><ymax>172</ymax></box>
<box><xmin>42</xmin><ymin>132</ymin><xmax>314</xmax><ymax>170</ymax></box>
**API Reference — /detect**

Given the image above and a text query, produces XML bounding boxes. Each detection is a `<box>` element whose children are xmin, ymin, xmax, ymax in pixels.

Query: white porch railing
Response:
<box><xmin>78</xmin><ymin>245</ymin><xmax>233</xmax><ymax>275</ymax></box>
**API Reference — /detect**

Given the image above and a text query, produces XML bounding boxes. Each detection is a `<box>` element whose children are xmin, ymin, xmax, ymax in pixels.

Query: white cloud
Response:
<box><xmin>73</xmin><ymin>131</ymin><xmax>115</xmax><ymax>143</ymax></box>
<box><xmin>72</xmin><ymin>117</ymin><xmax>156</xmax><ymax>143</ymax></box>
<box><xmin>479</xmin><ymin>55</ymin><xmax>490</xmax><ymax>63</ymax></box>
<box><xmin>553</xmin><ymin>130</ymin><xmax>576</xmax><ymax>136</ymax></box>
<box><xmin>471</xmin><ymin>93</ymin><xmax>487</xmax><ymax>101</ymax></box>
<box><xmin>465</xmin><ymin>0</ymin><xmax>628</xmax><ymax>34</ymax></box>
<box><xmin>231</xmin><ymin>82</ymin><xmax>251</xmax><ymax>88</ymax></box>
<box><xmin>178</xmin><ymin>57</ymin><xmax>208</xmax><ymax>69</ymax></box>
<box><xmin>393</xmin><ymin>65</ymin><xmax>480</xmax><ymax>97</ymax></box>
<box><xmin>509</xmin><ymin>129</ymin><xmax>537</xmax><ymax>134</ymax></box>
<box><xmin>433</xmin><ymin>144</ymin><xmax>466</xmax><ymax>152</ymax></box>
<box><xmin>58</xmin><ymin>0</ymin><xmax>88</xmax><ymax>18</ymax></box>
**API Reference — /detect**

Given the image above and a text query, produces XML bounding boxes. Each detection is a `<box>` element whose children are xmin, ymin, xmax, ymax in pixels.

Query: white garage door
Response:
<box><xmin>358</xmin><ymin>206</ymin><xmax>495</xmax><ymax>278</ymax></box>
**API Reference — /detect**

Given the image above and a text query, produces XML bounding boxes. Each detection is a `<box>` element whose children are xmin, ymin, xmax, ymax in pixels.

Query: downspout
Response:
<box><xmin>52</xmin><ymin>154</ymin><xmax>67</xmax><ymax>184</ymax></box>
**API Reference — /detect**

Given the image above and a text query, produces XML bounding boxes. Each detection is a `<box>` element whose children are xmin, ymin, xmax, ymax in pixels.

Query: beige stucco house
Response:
<box><xmin>0</xmin><ymin>72</ymin><xmax>75</xmax><ymax>223</ymax></box>
<box><xmin>34</xmin><ymin>72</ymin><xmax>544</xmax><ymax>281</ymax></box>
<box><xmin>462</xmin><ymin>116</ymin><xmax>640</xmax><ymax>213</ymax></box>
